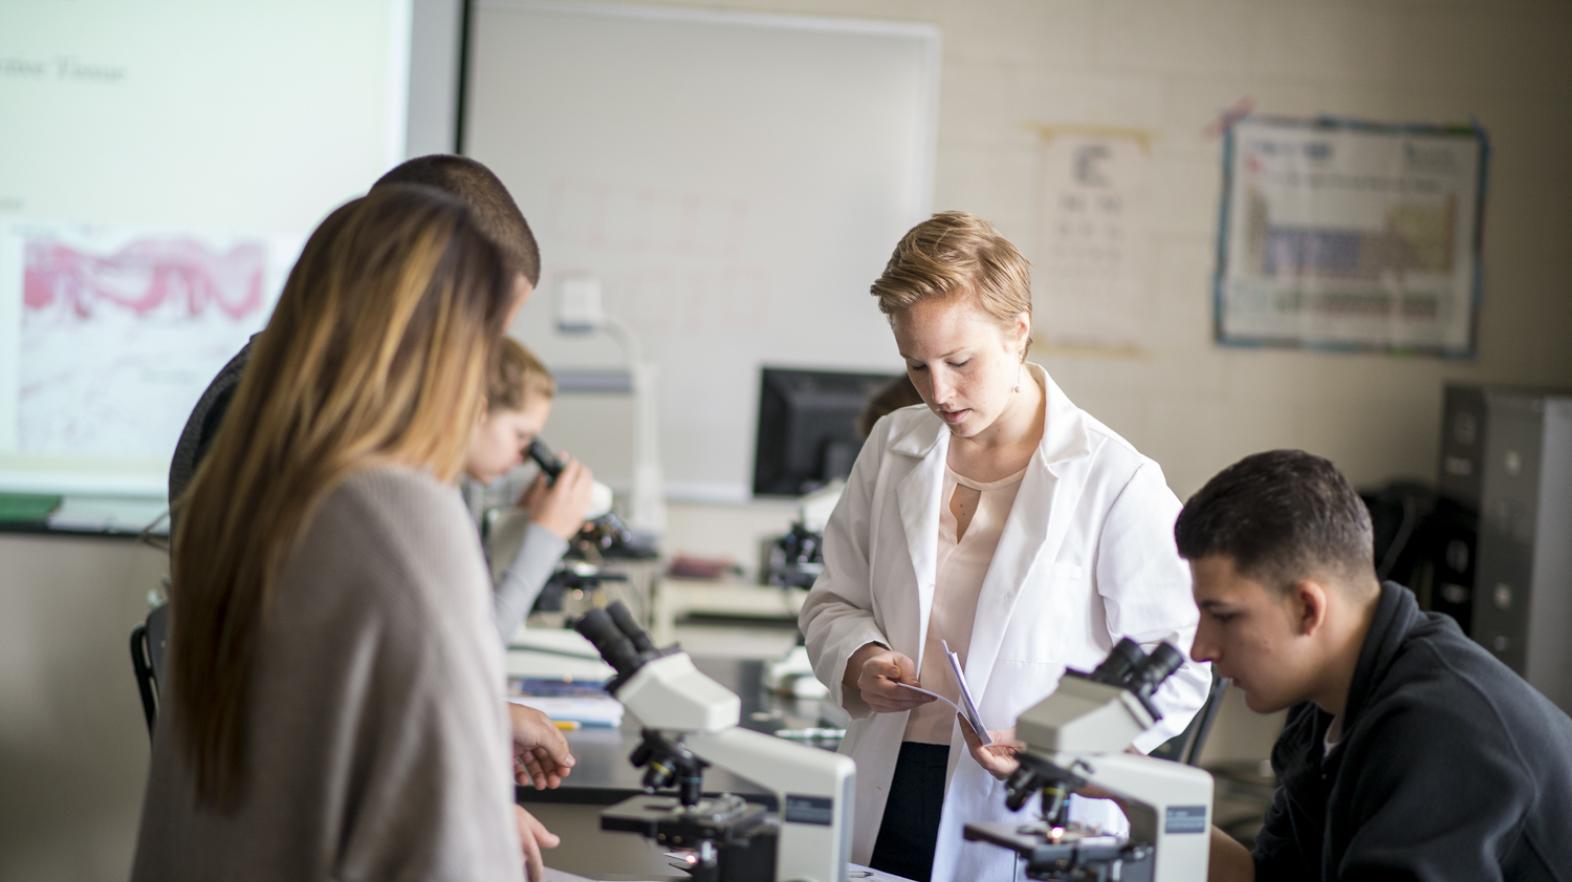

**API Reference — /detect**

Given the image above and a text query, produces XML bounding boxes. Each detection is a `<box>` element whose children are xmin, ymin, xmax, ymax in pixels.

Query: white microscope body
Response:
<box><xmin>964</xmin><ymin>639</ymin><xmax>1213</xmax><ymax>882</ymax></box>
<box><xmin>576</xmin><ymin>603</ymin><xmax>855</xmax><ymax>882</ymax></box>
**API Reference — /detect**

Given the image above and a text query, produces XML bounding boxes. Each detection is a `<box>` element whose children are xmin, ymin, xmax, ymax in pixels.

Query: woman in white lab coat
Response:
<box><xmin>799</xmin><ymin>211</ymin><xmax>1210</xmax><ymax>882</ymax></box>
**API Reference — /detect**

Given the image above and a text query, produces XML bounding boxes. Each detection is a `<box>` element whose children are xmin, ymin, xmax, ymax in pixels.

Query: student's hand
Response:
<box><xmin>959</xmin><ymin>715</ymin><xmax>1025</xmax><ymax>781</ymax></box>
<box><xmin>515</xmin><ymin>805</ymin><xmax>560</xmax><ymax>882</ymax></box>
<box><xmin>845</xmin><ymin>643</ymin><xmax>933</xmax><ymax>713</ymax></box>
<box><xmin>521</xmin><ymin>455</ymin><xmax>594</xmax><ymax>541</ymax></box>
<box><xmin>508</xmin><ymin>703</ymin><xmax>576</xmax><ymax>790</ymax></box>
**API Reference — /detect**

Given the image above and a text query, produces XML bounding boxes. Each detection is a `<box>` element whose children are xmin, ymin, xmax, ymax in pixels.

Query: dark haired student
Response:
<box><xmin>1176</xmin><ymin>450</ymin><xmax>1572</xmax><ymax>882</ymax></box>
<box><xmin>964</xmin><ymin>448</ymin><xmax>1572</xmax><ymax>880</ymax></box>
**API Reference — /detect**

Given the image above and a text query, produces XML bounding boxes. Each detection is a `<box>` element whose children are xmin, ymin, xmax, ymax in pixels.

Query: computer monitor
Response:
<box><xmin>752</xmin><ymin>366</ymin><xmax>899</xmax><ymax>497</ymax></box>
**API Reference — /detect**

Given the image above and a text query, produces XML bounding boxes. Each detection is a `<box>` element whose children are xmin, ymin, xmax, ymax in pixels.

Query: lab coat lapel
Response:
<box><xmin>963</xmin><ymin>366</ymin><xmax>1091</xmax><ymax>704</ymax></box>
<box><xmin>961</xmin><ymin>460</ymin><xmax>1057</xmax><ymax>704</ymax></box>
<box><xmin>891</xmin><ymin>416</ymin><xmax>947</xmax><ymax>667</ymax></box>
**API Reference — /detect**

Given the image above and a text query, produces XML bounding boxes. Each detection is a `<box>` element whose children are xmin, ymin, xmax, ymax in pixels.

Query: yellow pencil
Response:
<box><xmin>552</xmin><ymin>720</ymin><xmax>581</xmax><ymax>731</ymax></box>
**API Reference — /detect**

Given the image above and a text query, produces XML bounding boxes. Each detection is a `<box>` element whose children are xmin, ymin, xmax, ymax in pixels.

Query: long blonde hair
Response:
<box><xmin>169</xmin><ymin>184</ymin><xmax>513</xmax><ymax>807</ymax></box>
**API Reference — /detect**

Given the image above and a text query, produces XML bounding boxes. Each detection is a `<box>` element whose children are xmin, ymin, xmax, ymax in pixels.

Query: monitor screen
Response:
<box><xmin>752</xmin><ymin>366</ymin><xmax>898</xmax><ymax>497</ymax></box>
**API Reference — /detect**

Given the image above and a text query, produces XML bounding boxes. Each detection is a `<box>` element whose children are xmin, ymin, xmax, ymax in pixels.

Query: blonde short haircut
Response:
<box><xmin>487</xmin><ymin>337</ymin><xmax>555</xmax><ymax>412</ymax></box>
<box><xmin>870</xmin><ymin>211</ymin><xmax>1033</xmax><ymax>343</ymax></box>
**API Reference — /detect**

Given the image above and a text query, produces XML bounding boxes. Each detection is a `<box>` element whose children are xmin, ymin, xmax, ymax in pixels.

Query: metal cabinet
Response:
<box><xmin>1439</xmin><ymin>384</ymin><xmax>1572</xmax><ymax>713</ymax></box>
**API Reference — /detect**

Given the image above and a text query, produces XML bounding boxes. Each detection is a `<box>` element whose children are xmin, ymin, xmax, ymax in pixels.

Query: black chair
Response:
<box><xmin>1183</xmin><ymin>677</ymin><xmax>1228</xmax><ymax>766</ymax></box>
<box><xmin>130</xmin><ymin>604</ymin><xmax>170</xmax><ymax>736</ymax></box>
<box><xmin>1151</xmin><ymin>675</ymin><xmax>1230</xmax><ymax>766</ymax></box>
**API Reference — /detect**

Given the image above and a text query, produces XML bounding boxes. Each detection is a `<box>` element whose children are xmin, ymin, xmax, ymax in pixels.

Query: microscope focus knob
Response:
<box><xmin>1003</xmin><ymin>767</ymin><xmax>1038</xmax><ymax>812</ymax></box>
<box><xmin>643</xmin><ymin>758</ymin><xmax>678</xmax><ymax>791</ymax></box>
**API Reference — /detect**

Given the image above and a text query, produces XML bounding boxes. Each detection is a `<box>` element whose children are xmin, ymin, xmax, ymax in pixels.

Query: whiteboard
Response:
<box><xmin>464</xmin><ymin>1</ymin><xmax>938</xmax><ymax>500</ymax></box>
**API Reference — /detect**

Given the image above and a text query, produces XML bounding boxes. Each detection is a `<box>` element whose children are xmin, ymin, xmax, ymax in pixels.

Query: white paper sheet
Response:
<box><xmin>894</xmin><ymin>639</ymin><xmax>991</xmax><ymax>745</ymax></box>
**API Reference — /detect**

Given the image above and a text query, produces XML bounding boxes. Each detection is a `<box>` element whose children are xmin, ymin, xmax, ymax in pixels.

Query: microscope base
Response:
<box><xmin>602</xmin><ymin>794</ymin><xmax>777</xmax><ymax>882</ymax></box>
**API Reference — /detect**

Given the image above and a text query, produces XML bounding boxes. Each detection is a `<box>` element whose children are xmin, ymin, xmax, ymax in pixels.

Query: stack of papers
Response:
<box><xmin>508</xmin><ymin>628</ymin><xmax>605</xmax><ymax>659</ymax></box>
<box><xmin>505</xmin><ymin>629</ymin><xmax>618</xmax><ymax>681</ymax></box>
<box><xmin>508</xmin><ymin>674</ymin><xmax>623</xmax><ymax>728</ymax></box>
<box><xmin>508</xmin><ymin>695</ymin><xmax>623</xmax><ymax>728</ymax></box>
<box><xmin>894</xmin><ymin>639</ymin><xmax>991</xmax><ymax>744</ymax></box>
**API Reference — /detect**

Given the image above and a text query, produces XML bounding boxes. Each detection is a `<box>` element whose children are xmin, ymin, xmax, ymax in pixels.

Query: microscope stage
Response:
<box><xmin>602</xmin><ymin>793</ymin><xmax>770</xmax><ymax>845</ymax></box>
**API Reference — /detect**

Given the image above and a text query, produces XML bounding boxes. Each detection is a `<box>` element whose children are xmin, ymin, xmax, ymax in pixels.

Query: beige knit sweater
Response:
<box><xmin>131</xmin><ymin>465</ymin><xmax>523</xmax><ymax>882</ymax></box>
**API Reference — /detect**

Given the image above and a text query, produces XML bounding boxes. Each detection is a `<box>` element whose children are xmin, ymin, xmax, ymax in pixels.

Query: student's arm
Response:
<box><xmin>508</xmin><ymin>702</ymin><xmax>575</xmax><ymax>790</ymax></box>
<box><xmin>338</xmin><ymin>628</ymin><xmax>527</xmax><ymax>881</ymax></box>
<box><xmin>1209</xmin><ymin>827</ymin><xmax>1254</xmax><ymax>882</ymax></box>
<box><xmin>333</xmin><ymin>480</ymin><xmax>528</xmax><ymax>882</ymax></box>
<box><xmin>519</xmin><ymin>458</ymin><xmax>594</xmax><ymax>540</ymax></box>
<box><xmin>492</xmin><ymin>459</ymin><xmax>594</xmax><ymax>641</ymax></box>
<box><xmin>492</xmin><ymin>522</ymin><xmax>569</xmax><ymax>642</ymax></box>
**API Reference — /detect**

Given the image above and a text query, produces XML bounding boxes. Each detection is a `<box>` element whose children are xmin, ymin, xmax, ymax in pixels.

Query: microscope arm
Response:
<box><xmin>1046</xmin><ymin>751</ymin><xmax>1213</xmax><ymax>882</ymax></box>
<box><xmin>688</xmin><ymin>728</ymin><xmax>855</xmax><ymax>882</ymax></box>
<box><xmin>575</xmin><ymin>605</ymin><xmax>858</xmax><ymax>882</ymax></box>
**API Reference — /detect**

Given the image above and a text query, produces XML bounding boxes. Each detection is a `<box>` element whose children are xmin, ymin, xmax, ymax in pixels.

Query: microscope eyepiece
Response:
<box><xmin>574</xmin><ymin>608</ymin><xmax>644</xmax><ymax>677</ymax></box>
<box><xmin>1130</xmin><ymin>642</ymin><xmax>1185</xmax><ymax>695</ymax></box>
<box><xmin>526</xmin><ymin>438</ymin><xmax>565</xmax><ymax>483</ymax></box>
<box><xmin>1090</xmin><ymin>637</ymin><xmax>1145</xmax><ymax>687</ymax></box>
<box><xmin>606</xmin><ymin>600</ymin><xmax>658</xmax><ymax>657</ymax></box>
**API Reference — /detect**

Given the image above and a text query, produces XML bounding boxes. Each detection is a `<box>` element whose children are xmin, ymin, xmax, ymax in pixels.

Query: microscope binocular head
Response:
<box><xmin>1014</xmin><ymin>638</ymin><xmax>1188</xmax><ymax>758</ymax></box>
<box><xmin>574</xmin><ymin>600</ymin><xmax>662</xmax><ymax>685</ymax></box>
<box><xmin>1089</xmin><ymin>637</ymin><xmax>1185</xmax><ymax>703</ymax></box>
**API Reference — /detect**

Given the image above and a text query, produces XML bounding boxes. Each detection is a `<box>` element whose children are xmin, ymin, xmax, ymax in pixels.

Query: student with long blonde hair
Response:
<box><xmin>131</xmin><ymin>185</ymin><xmax>533</xmax><ymax>881</ymax></box>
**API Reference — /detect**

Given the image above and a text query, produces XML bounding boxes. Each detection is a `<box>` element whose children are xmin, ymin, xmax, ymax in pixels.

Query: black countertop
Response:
<box><xmin>515</xmin><ymin>656</ymin><xmax>843</xmax><ymax>809</ymax></box>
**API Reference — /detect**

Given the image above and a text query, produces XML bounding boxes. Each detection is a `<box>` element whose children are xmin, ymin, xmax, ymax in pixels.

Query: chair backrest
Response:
<box><xmin>1149</xmin><ymin>676</ymin><xmax>1230</xmax><ymax>766</ymax></box>
<box><xmin>1183</xmin><ymin>678</ymin><xmax>1229</xmax><ymax>766</ymax></box>
<box><xmin>130</xmin><ymin>604</ymin><xmax>170</xmax><ymax>736</ymax></box>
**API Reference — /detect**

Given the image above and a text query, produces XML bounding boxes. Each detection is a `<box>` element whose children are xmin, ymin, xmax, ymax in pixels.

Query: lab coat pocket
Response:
<box><xmin>1047</xmin><ymin>561</ymin><xmax>1086</xmax><ymax>581</ymax></box>
<box><xmin>990</xmin><ymin>656</ymin><xmax>1070</xmax><ymax>724</ymax></box>
<box><xmin>995</xmin><ymin>562</ymin><xmax>1090</xmax><ymax>665</ymax></box>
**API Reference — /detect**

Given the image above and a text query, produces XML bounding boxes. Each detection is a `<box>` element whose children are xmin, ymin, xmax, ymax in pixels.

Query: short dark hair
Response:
<box><xmin>372</xmin><ymin>155</ymin><xmax>541</xmax><ymax>285</ymax></box>
<box><xmin>1175</xmin><ymin>449</ymin><xmax>1375</xmax><ymax>591</ymax></box>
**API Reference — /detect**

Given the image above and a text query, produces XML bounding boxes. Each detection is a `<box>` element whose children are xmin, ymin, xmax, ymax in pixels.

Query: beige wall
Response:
<box><xmin>616</xmin><ymin>0</ymin><xmax>1572</xmax><ymax>499</ymax></box>
<box><xmin>0</xmin><ymin>535</ymin><xmax>166</xmax><ymax>882</ymax></box>
<box><xmin>5</xmin><ymin>2</ymin><xmax>1571</xmax><ymax>880</ymax></box>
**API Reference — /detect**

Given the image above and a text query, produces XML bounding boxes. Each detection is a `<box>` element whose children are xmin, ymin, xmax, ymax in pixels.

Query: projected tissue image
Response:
<box><xmin>16</xmin><ymin>226</ymin><xmax>279</xmax><ymax>459</ymax></box>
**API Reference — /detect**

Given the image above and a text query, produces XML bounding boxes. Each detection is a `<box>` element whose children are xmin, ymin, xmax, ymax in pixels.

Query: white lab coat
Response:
<box><xmin>799</xmin><ymin>364</ymin><xmax>1211</xmax><ymax>882</ymax></box>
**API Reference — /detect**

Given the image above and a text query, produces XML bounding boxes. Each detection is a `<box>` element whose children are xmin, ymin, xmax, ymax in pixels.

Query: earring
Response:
<box><xmin>1012</xmin><ymin>361</ymin><xmax>1023</xmax><ymax>394</ymax></box>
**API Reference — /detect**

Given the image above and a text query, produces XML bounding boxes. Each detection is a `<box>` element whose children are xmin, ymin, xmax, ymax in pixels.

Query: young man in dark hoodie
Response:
<box><xmin>1178</xmin><ymin>449</ymin><xmax>1572</xmax><ymax>882</ymax></box>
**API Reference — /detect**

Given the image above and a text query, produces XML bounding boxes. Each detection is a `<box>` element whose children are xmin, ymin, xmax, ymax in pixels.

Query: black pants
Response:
<box><xmin>869</xmin><ymin>742</ymin><xmax>949</xmax><ymax>882</ymax></box>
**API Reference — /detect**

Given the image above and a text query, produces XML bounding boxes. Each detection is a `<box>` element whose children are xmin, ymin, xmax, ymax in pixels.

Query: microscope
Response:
<box><xmin>574</xmin><ymin>601</ymin><xmax>856</xmax><ymax>882</ymax></box>
<box><xmin>527</xmin><ymin>438</ymin><xmax>658</xmax><ymax>561</ymax></box>
<box><xmin>762</xmin><ymin>481</ymin><xmax>842</xmax><ymax>589</ymax></box>
<box><xmin>963</xmin><ymin>639</ymin><xmax>1212</xmax><ymax>882</ymax></box>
